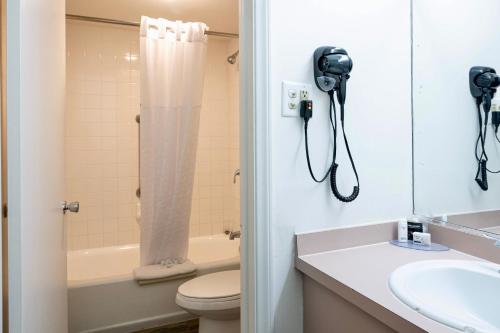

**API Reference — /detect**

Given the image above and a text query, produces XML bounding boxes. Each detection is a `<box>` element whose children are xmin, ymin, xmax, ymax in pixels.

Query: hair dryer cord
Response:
<box><xmin>474</xmin><ymin>103</ymin><xmax>500</xmax><ymax>174</ymax></box>
<box><xmin>329</xmin><ymin>94</ymin><xmax>360</xmax><ymax>202</ymax></box>
<box><xmin>303</xmin><ymin>97</ymin><xmax>335</xmax><ymax>183</ymax></box>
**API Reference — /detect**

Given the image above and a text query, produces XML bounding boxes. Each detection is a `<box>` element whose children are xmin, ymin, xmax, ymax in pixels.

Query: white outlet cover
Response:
<box><xmin>487</xmin><ymin>97</ymin><xmax>500</xmax><ymax>124</ymax></box>
<box><xmin>282</xmin><ymin>81</ymin><xmax>312</xmax><ymax>117</ymax></box>
<box><xmin>491</xmin><ymin>98</ymin><xmax>500</xmax><ymax>112</ymax></box>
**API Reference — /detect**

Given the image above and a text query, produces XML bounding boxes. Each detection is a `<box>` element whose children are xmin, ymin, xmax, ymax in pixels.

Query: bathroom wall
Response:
<box><xmin>267</xmin><ymin>0</ymin><xmax>412</xmax><ymax>331</ymax></box>
<box><xmin>65</xmin><ymin>21</ymin><xmax>239</xmax><ymax>250</ymax></box>
<box><xmin>190</xmin><ymin>37</ymin><xmax>241</xmax><ymax>237</ymax></box>
<box><xmin>65</xmin><ymin>21</ymin><xmax>140</xmax><ymax>250</ymax></box>
<box><xmin>66</xmin><ymin>0</ymin><xmax>238</xmax><ymax>36</ymax></box>
<box><xmin>228</xmin><ymin>38</ymin><xmax>241</xmax><ymax>233</ymax></box>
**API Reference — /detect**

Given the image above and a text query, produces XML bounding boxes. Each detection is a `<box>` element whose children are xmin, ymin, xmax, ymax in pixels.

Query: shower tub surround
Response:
<box><xmin>68</xmin><ymin>234</ymin><xmax>240</xmax><ymax>333</ymax></box>
<box><xmin>65</xmin><ymin>21</ymin><xmax>240</xmax><ymax>251</ymax></box>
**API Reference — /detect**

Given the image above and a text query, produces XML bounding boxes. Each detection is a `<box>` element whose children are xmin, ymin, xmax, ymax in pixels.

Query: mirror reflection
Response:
<box><xmin>413</xmin><ymin>0</ymin><xmax>500</xmax><ymax>235</ymax></box>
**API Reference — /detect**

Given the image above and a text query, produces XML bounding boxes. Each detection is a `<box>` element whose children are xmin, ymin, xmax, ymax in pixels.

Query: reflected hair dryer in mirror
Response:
<box><xmin>470</xmin><ymin>66</ymin><xmax>500</xmax><ymax>113</ymax></box>
<box><xmin>469</xmin><ymin>66</ymin><xmax>500</xmax><ymax>191</ymax></box>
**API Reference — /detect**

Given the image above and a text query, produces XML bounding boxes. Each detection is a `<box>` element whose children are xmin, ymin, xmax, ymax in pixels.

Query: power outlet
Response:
<box><xmin>491</xmin><ymin>98</ymin><xmax>500</xmax><ymax>112</ymax></box>
<box><xmin>489</xmin><ymin>98</ymin><xmax>500</xmax><ymax>125</ymax></box>
<box><xmin>282</xmin><ymin>81</ymin><xmax>312</xmax><ymax>117</ymax></box>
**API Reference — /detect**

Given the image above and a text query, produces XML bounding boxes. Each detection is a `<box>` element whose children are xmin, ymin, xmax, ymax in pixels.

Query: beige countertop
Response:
<box><xmin>296</xmin><ymin>242</ymin><xmax>484</xmax><ymax>333</ymax></box>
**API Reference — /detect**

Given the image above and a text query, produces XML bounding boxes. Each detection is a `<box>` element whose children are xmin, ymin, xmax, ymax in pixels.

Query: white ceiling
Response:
<box><xmin>66</xmin><ymin>0</ymin><xmax>239</xmax><ymax>34</ymax></box>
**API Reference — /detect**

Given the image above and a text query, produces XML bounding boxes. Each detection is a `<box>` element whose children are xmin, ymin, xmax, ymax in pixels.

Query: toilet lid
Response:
<box><xmin>178</xmin><ymin>270</ymin><xmax>240</xmax><ymax>299</ymax></box>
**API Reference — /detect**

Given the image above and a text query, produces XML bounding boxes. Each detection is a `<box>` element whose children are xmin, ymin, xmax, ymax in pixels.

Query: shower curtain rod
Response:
<box><xmin>66</xmin><ymin>14</ymin><xmax>239</xmax><ymax>39</ymax></box>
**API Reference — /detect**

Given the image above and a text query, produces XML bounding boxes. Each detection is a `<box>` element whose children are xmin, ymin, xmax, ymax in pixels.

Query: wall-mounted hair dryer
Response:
<box><xmin>469</xmin><ymin>66</ymin><xmax>500</xmax><ymax>191</ymax></box>
<box><xmin>470</xmin><ymin>66</ymin><xmax>500</xmax><ymax>114</ymax></box>
<box><xmin>301</xmin><ymin>46</ymin><xmax>359</xmax><ymax>202</ymax></box>
<box><xmin>313</xmin><ymin>46</ymin><xmax>353</xmax><ymax>105</ymax></box>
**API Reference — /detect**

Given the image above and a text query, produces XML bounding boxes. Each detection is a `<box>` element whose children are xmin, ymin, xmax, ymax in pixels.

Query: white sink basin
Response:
<box><xmin>389</xmin><ymin>260</ymin><xmax>500</xmax><ymax>333</ymax></box>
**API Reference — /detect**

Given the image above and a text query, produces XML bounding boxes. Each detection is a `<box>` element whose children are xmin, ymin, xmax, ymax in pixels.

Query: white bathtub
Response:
<box><xmin>68</xmin><ymin>234</ymin><xmax>240</xmax><ymax>333</ymax></box>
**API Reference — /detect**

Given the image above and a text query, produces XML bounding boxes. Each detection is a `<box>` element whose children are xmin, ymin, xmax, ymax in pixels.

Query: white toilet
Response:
<box><xmin>176</xmin><ymin>270</ymin><xmax>240</xmax><ymax>333</ymax></box>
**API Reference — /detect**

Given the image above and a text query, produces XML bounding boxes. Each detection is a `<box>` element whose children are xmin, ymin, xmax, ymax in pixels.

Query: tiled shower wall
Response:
<box><xmin>189</xmin><ymin>37</ymin><xmax>240</xmax><ymax>237</ymax></box>
<box><xmin>65</xmin><ymin>21</ymin><xmax>240</xmax><ymax>250</ymax></box>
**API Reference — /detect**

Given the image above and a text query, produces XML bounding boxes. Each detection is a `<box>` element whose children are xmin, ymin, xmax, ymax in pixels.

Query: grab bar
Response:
<box><xmin>136</xmin><ymin>114</ymin><xmax>140</xmax><ymax>198</ymax></box>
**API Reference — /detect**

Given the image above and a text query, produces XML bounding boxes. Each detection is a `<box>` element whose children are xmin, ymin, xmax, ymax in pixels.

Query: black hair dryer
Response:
<box><xmin>470</xmin><ymin>66</ymin><xmax>500</xmax><ymax>114</ymax></box>
<box><xmin>469</xmin><ymin>66</ymin><xmax>500</xmax><ymax>191</ymax></box>
<box><xmin>311</xmin><ymin>46</ymin><xmax>359</xmax><ymax>202</ymax></box>
<box><xmin>313</xmin><ymin>46</ymin><xmax>353</xmax><ymax>105</ymax></box>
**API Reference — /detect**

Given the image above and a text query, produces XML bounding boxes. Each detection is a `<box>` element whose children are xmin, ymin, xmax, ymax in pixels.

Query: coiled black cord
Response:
<box><xmin>475</xmin><ymin>135</ymin><xmax>500</xmax><ymax>173</ymax></box>
<box><xmin>475</xmin><ymin>101</ymin><xmax>489</xmax><ymax>190</ymax></box>
<box><xmin>303</xmin><ymin>91</ymin><xmax>360</xmax><ymax>202</ymax></box>
<box><xmin>474</xmin><ymin>103</ymin><xmax>500</xmax><ymax>179</ymax></box>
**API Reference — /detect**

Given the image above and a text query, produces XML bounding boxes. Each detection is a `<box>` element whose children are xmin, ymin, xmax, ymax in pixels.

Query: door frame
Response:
<box><xmin>5</xmin><ymin>0</ymin><xmax>21</xmax><ymax>330</ymax></box>
<box><xmin>4</xmin><ymin>0</ymin><xmax>68</xmax><ymax>331</ymax></box>
<box><xmin>240</xmin><ymin>0</ymin><xmax>272</xmax><ymax>332</ymax></box>
<box><xmin>1</xmin><ymin>0</ymin><xmax>6</xmax><ymax>330</ymax></box>
<box><xmin>1</xmin><ymin>0</ymin><xmax>273</xmax><ymax>331</ymax></box>
<box><xmin>0</xmin><ymin>0</ymin><xmax>5</xmax><ymax>330</ymax></box>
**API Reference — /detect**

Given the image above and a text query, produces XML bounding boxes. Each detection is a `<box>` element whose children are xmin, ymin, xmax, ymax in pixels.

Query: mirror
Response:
<box><xmin>413</xmin><ymin>0</ymin><xmax>500</xmax><ymax>235</ymax></box>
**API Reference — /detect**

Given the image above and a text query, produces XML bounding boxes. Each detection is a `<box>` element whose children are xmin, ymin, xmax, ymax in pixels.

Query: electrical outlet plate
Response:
<box><xmin>491</xmin><ymin>98</ymin><xmax>500</xmax><ymax>112</ymax></box>
<box><xmin>282</xmin><ymin>81</ymin><xmax>312</xmax><ymax>117</ymax></box>
<box><xmin>488</xmin><ymin>98</ymin><xmax>500</xmax><ymax>124</ymax></box>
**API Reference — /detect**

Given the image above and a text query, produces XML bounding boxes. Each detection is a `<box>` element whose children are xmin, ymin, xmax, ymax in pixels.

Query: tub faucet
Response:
<box><xmin>233</xmin><ymin>169</ymin><xmax>240</xmax><ymax>184</ymax></box>
<box><xmin>229</xmin><ymin>230</ymin><xmax>241</xmax><ymax>240</ymax></box>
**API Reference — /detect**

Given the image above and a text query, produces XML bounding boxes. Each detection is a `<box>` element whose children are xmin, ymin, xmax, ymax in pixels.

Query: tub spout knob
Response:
<box><xmin>229</xmin><ymin>230</ymin><xmax>241</xmax><ymax>240</ymax></box>
<box><xmin>62</xmin><ymin>201</ymin><xmax>80</xmax><ymax>214</ymax></box>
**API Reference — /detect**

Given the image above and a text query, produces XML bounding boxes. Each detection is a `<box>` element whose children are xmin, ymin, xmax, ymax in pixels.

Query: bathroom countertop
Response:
<box><xmin>484</xmin><ymin>225</ymin><xmax>500</xmax><ymax>234</ymax></box>
<box><xmin>296</xmin><ymin>242</ymin><xmax>482</xmax><ymax>333</ymax></box>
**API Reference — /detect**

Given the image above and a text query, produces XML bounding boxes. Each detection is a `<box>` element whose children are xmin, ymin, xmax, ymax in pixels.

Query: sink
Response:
<box><xmin>389</xmin><ymin>260</ymin><xmax>500</xmax><ymax>333</ymax></box>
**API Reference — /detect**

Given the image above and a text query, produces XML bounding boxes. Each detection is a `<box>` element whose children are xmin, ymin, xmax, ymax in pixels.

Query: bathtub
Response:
<box><xmin>68</xmin><ymin>234</ymin><xmax>240</xmax><ymax>333</ymax></box>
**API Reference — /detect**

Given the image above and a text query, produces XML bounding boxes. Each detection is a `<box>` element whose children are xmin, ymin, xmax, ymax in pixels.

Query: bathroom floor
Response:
<box><xmin>133</xmin><ymin>319</ymin><xmax>199</xmax><ymax>333</ymax></box>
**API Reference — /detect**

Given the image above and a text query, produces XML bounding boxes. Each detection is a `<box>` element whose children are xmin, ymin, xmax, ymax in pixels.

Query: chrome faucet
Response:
<box><xmin>62</xmin><ymin>201</ymin><xmax>80</xmax><ymax>214</ymax></box>
<box><xmin>229</xmin><ymin>230</ymin><xmax>241</xmax><ymax>240</ymax></box>
<box><xmin>233</xmin><ymin>169</ymin><xmax>240</xmax><ymax>184</ymax></box>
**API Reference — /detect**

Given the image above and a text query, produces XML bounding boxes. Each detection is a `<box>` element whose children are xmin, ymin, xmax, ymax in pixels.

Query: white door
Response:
<box><xmin>6</xmin><ymin>0</ymin><xmax>68</xmax><ymax>332</ymax></box>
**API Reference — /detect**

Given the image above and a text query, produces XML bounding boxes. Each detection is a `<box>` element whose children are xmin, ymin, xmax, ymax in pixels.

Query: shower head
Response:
<box><xmin>227</xmin><ymin>50</ymin><xmax>239</xmax><ymax>64</ymax></box>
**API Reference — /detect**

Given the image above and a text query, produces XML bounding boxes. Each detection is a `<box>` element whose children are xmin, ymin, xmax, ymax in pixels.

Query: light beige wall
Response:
<box><xmin>66</xmin><ymin>0</ymin><xmax>238</xmax><ymax>34</ymax></box>
<box><xmin>65</xmin><ymin>21</ymin><xmax>240</xmax><ymax>250</ymax></box>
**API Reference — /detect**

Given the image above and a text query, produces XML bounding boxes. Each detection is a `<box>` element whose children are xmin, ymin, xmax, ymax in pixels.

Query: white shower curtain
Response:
<box><xmin>139</xmin><ymin>16</ymin><xmax>208</xmax><ymax>266</ymax></box>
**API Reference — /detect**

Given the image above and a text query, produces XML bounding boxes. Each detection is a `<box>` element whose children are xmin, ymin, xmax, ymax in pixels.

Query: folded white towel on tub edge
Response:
<box><xmin>133</xmin><ymin>259</ymin><xmax>197</xmax><ymax>281</ymax></box>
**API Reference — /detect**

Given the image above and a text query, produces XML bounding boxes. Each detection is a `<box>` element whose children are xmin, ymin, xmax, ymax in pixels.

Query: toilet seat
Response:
<box><xmin>176</xmin><ymin>270</ymin><xmax>240</xmax><ymax>320</ymax></box>
<box><xmin>178</xmin><ymin>270</ymin><xmax>240</xmax><ymax>299</ymax></box>
<box><xmin>176</xmin><ymin>293</ymin><xmax>240</xmax><ymax>312</ymax></box>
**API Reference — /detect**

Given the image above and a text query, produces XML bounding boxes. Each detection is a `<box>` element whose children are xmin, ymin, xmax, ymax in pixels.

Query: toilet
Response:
<box><xmin>176</xmin><ymin>270</ymin><xmax>240</xmax><ymax>333</ymax></box>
